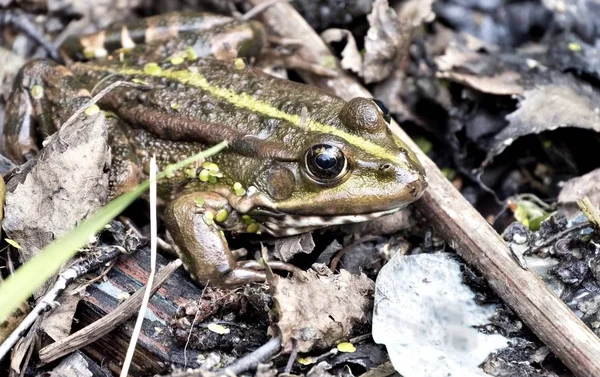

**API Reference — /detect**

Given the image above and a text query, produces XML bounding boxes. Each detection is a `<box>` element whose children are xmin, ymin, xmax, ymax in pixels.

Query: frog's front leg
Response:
<box><xmin>165</xmin><ymin>192</ymin><xmax>291</xmax><ymax>287</ymax></box>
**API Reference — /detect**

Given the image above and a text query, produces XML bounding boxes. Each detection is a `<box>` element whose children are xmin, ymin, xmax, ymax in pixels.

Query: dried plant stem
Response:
<box><xmin>0</xmin><ymin>247</ymin><xmax>122</xmax><ymax>361</ymax></box>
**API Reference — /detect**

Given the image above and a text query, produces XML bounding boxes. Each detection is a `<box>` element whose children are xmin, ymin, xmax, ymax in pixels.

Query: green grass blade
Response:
<box><xmin>0</xmin><ymin>141</ymin><xmax>227</xmax><ymax>322</ymax></box>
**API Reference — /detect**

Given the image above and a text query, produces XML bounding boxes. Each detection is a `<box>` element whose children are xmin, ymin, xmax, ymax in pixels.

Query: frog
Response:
<box><xmin>2</xmin><ymin>12</ymin><xmax>427</xmax><ymax>287</ymax></box>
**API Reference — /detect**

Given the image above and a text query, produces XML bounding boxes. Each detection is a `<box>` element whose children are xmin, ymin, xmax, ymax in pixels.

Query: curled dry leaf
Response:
<box><xmin>363</xmin><ymin>0</ymin><xmax>410</xmax><ymax>83</ymax></box>
<box><xmin>270</xmin><ymin>269</ymin><xmax>374</xmax><ymax>353</ymax></box>
<box><xmin>321</xmin><ymin>0</ymin><xmax>418</xmax><ymax>84</ymax></box>
<box><xmin>436</xmin><ymin>70</ymin><xmax>524</xmax><ymax>96</ymax></box>
<box><xmin>321</xmin><ymin>29</ymin><xmax>363</xmax><ymax>75</ymax></box>
<box><xmin>435</xmin><ymin>46</ymin><xmax>524</xmax><ymax>96</ymax></box>
<box><xmin>484</xmin><ymin>75</ymin><xmax>600</xmax><ymax>166</ymax></box>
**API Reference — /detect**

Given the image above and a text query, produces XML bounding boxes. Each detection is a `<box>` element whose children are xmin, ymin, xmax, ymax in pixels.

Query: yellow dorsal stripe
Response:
<box><xmin>102</xmin><ymin>66</ymin><xmax>405</xmax><ymax>165</ymax></box>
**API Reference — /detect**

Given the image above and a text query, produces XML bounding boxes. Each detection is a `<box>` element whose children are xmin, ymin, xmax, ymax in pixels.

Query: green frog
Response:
<box><xmin>2</xmin><ymin>12</ymin><xmax>427</xmax><ymax>287</ymax></box>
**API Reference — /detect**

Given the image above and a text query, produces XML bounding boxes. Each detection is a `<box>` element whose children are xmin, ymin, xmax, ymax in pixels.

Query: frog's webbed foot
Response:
<box><xmin>164</xmin><ymin>192</ymin><xmax>296</xmax><ymax>288</ymax></box>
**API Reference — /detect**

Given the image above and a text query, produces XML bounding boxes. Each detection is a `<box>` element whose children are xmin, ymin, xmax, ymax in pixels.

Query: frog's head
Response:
<box><xmin>244</xmin><ymin>97</ymin><xmax>427</xmax><ymax>236</ymax></box>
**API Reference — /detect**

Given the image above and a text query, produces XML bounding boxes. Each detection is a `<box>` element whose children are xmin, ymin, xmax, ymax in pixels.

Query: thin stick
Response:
<box><xmin>119</xmin><ymin>158</ymin><xmax>158</xmax><ymax>376</ymax></box>
<box><xmin>528</xmin><ymin>222</ymin><xmax>590</xmax><ymax>255</ymax></box>
<box><xmin>0</xmin><ymin>247</ymin><xmax>122</xmax><ymax>361</ymax></box>
<box><xmin>222</xmin><ymin>336</ymin><xmax>281</xmax><ymax>375</ymax></box>
<box><xmin>247</xmin><ymin>1</ymin><xmax>600</xmax><ymax>376</ymax></box>
<box><xmin>60</xmin><ymin>81</ymin><xmax>149</xmax><ymax>131</ymax></box>
<box><xmin>162</xmin><ymin>337</ymin><xmax>282</xmax><ymax>377</ymax></box>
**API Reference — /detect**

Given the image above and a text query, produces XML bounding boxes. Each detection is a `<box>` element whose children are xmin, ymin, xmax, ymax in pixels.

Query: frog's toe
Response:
<box><xmin>220</xmin><ymin>268</ymin><xmax>266</xmax><ymax>287</ymax></box>
<box><xmin>231</xmin><ymin>248</ymin><xmax>248</xmax><ymax>259</ymax></box>
<box><xmin>237</xmin><ymin>260</ymin><xmax>300</xmax><ymax>275</ymax></box>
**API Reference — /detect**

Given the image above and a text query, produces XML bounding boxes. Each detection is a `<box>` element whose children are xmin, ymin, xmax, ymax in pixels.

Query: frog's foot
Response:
<box><xmin>165</xmin><ymin>192</ymin><xmax>296</xmax><ymax>288</ymax></box>
<box><xmin>237</xmin><ymin>260</ymin><xmax>300</xmax><ymax>275</ymax></box>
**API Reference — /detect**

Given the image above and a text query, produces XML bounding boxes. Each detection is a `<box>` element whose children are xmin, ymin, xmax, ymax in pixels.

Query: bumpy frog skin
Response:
<box><xmin>3</xmin><ymin>12</ymin><xmax>427</xmax><ymax>287</ymax></box>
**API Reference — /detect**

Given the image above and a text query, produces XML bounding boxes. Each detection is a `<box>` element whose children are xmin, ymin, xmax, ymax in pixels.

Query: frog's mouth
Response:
<box><xmin>251</xmin><ymin>207</ymin><xmax>402</xmax><ymax>237</ymax></box>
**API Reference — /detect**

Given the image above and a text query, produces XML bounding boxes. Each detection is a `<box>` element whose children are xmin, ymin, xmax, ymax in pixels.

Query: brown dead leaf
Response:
<box><xmin>558</xmin><ymin>168</ymin><xmax>600</xmax><ymax>218</ymax></box>
<box><xmin>320</xmin><ymin>29</ymin><xmax>363</xmax><ymax>75</ymax></box>
<box><xmin>363</xmin><ymin>0</ymin><xmax>411</xmax><ymax>83</ymax></box>
<box><xmin>2</xmin><ymin>110</ymin><xmax>109</xmax><ymax>354</ymax></box>
<box><xmin>434</xmin><ymin>45</ymin><xmax>524</xmax><ymax>95</ymax></box>
<box><xmin>40</xmin><ymin>285</ymin><xmax>82</xmax><ymax>341</ymax></box>
<box><xmin>3</xmin><ymin>112</ymin><xmax>110</xmax><ymax>268</ymax></box>
<box><xmin>271</xmin><ymin>269</ymin><xmax>374</xmax><ymax>353</ymax></box>
<box><xmin>437</xmin><ymin>70</ymin><xmax>524</xmax><ymax>96</ymax></box>
<box><xmin>321</xmin><ymin>0</ymin><xmax>419</xmax><ymax>84</ymax></box>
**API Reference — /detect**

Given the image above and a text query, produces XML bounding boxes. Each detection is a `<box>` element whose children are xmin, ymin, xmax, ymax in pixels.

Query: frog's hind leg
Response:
<box><xmin>60</xmin><ymin>12</ymin><xmax>265</xmax><ymax>63</ymax></box>
<box><xmin>3</xmin><ymin>59</ymin><xmax>92</xmax><ymax>163</ymax></box>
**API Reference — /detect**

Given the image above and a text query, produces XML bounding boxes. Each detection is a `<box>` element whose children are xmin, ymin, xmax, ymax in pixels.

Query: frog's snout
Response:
<box><xmin>406</xmin><ymin>173</ymin><xmax>427</xmax><ymax>200</ymax></box>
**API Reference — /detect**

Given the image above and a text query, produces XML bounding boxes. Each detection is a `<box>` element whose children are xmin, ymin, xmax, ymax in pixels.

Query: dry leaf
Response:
<box><xmin>271</xmin><ymin>269</ymin><xmax>374</xmax><ymax>353</ymax></box>
<box><xmin>363</xmin><ymin>0</ymin><xmax>409</xmax><ymax>83</ymax></box>
<box><xmin>321</xmin><ymin>29</ymin><xmax>363</xmax><ymax>75</ymax></box>
<box><xmin>558</xmin><ymin>168</ymin><xmax>600</xmax><ymax>218</ymax></box>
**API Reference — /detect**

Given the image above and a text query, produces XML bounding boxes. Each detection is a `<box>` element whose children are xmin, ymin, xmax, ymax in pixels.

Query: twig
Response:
<box><xmin>60</xmin><ymin>81</ymin><xmax>149</xmax><ymax>131</ymax></box>
<box><xmin>330</xmin><ymin>236</ymin><xmax>386</xmax><ymax>272</ymax></box>
<box><xmin>184</xmin><ymin>284</ymin><xmax>209</xmax><ymax>369</ymax></box>
<box><xmin>120</xmin><ymin>158</ymin><xmax>159</xmax><ymax>376</ymax></box>
<box><xmin>38</xmin><ymin>258</ymin><xmax>182</xmax><ymax>364</ymax></box>
<box><xmin>527</xmin><ymin>221</ymin><xmax>591</xmax><ymax>255</ymax></box>
<box><xmin>284</xmin><ymin>339</ymin><xmax>297</xmax><ymax>373</ymax></box>
<box><xmin>0</xmin><ymin>10</ymin><xmax>60</xmax><ymax>61</ymax></box>
<box><xmin>221</xmin><ymin>336</ymin><xmax>281</xmax><ymax>376</ymax></box>
<box><xmin>163</xmin><ymin>336</ymin><xmax>281</xmax><ymax>377</ymax></box>
<box><xmin>242</xmin><ymin>0</ymin><xmax>290</xmax><ymax>21</ymax></box>
<box><xmin>0</xmin><ymin>247</ymin><xmax>122</xmax><ymax>361</ymax></box>
<box><xmin>248</xmin><ymin>1</ymin><xmax>600</xmax><ymax>376</ymax></box>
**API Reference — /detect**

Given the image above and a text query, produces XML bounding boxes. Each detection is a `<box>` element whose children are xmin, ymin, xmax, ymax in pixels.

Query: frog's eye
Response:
<box><xmin>305</xmin><ymin>144</ymin><xmax>348</xmax><ymax>183</ymax></box>
<box><xmin>372</xmin><ymin>99</ymin><xmax>391</xmax><ymax>123</ymax></box>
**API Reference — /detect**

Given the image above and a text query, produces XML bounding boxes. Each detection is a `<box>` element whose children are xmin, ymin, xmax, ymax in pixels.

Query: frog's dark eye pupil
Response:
<box><xmin>316</xmin><ymin>153</ymin><xmax>336</xmax><ymax>169</ymax></box>
<box><xmin>305</xmin><ymin>144</ymin><xmax>347</xmax><ymax>182</ymax></box>
<box><xmin>372</xmin><ymin>99</ymin><xmax>391</xmax><ymax>123</ymax></box>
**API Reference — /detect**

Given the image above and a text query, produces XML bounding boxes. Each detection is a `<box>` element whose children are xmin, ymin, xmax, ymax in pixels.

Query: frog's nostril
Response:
<box><xmin>379</xmin><ymin>163</ymin><xmax>393</xmax><ymax>173</ymax></box>
<box><xmin>407</xmin><ymin>177</ymin><xmax>426</xmax><ymax>199</ymax></box>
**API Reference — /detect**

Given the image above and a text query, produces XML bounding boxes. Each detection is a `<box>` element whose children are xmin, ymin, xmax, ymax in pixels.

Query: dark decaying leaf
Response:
<box><xmin>484</xmin><ymin>74</ymin><xmax>600</xmax><ymax>167</ymax></box>
<box><xmin>272</xmin><ymin>233</ymin><xmax>315</xmax><ymax>262</ymax></box>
